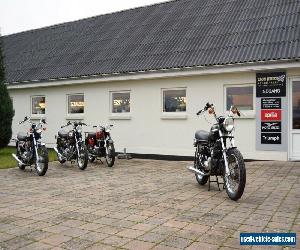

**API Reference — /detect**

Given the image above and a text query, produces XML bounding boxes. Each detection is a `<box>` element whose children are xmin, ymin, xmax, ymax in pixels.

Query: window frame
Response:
<box><xmin>224</xmin><ymin>84</ymin><xmax>255</xmax><ymax>118</ymax></box>
<box><xmin>161</xmin><ymin>87</ymin><xmax>187</xmax><ymax>120</ymax></box>
<box><xmin>66</xmin><ymin>93</ymin><xmax>85</xmax><ymax>116</ymax></box>
<box><xmin>109</xmin><ymin>90</ymin><xmax>131</xmax><ymax>120</ymax></box>
<box><xmin>31</xmin><ymin>95</ymin><xmax>46</xmax><ymax>117</ymax></box>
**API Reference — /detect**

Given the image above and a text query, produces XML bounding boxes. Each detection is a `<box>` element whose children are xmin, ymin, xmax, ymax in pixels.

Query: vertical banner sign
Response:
<box><xmin>256</xmin><ymin>72</ymin><xmax>287</xmax><ymax>150</ymax></box>
<box><xmin>256</xmin><ymin>72</ymin><xmax>286</xmax><ymax>97</ymax></box>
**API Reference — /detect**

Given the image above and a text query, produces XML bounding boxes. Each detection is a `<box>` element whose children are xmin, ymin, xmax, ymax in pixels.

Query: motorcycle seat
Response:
<box><xmin>58</xmin><ymin>130</ymin><xmax>68</xmax><ymax>138</ymax></box>
<box><xmin>17</xmin><ymin>132</ymin><xmax>28</xmax><ymax>141</ymax></box>
<box><xmin>195</xmin><ymin>130</ymin><xmax>209</xmax><ymax>141</ymax></box>
<box><xmin>87</xmin><ymin>132</ymin><xmax>96</xmax><ymax>137</ymax></box>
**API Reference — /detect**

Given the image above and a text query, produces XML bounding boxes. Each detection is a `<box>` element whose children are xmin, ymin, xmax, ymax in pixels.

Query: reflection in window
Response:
<box><xmin>293</xmin><ymin>82</ymin><xmax>300</xmax><ymax>129</ymax></box>
<box><xmin>68</xmin><ymin>94</ymin><xmax>84</xmax><ymax>114</ymax></box>
<box><xmin>112</xmin><ymin>92</ymin><xmax>130</xmax><ymax>113</ymax></box>
<box><xmin>163</xmin><ymin>89</ymin><xmax>186</xmax><ymax>112</ymax></box>
<box><xmin>226</xmin><ymin>86</ymin><xmax>253</xmax><ymax>110</ymax></box>
<box><xmin>32</xmin><ymin>96</ymin><xmax>46</xmax><ymax>114</ymax></box>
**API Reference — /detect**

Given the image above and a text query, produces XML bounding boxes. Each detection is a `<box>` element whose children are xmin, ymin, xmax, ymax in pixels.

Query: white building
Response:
<box><xmin>3</xmin><ymin>0</ymin><xmax>300</xmax><ymax>161</ymax></box>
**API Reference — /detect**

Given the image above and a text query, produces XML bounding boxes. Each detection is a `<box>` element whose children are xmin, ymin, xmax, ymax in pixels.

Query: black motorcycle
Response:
<box><xmin>54</xmin><ymin>121</ymin><xmax>88</xmax><ymax>170</ymax></box>
<box><xmin>85</xmin><ymin>125</ymin><xmax>115</xmax><ymax>167</ymax></box>
<box><xmin>187</xmin><ymin>103</ymin><xmax>246</xmax><ymax>201</ymax></box>
<box><xmin>12</xmin><ymin>116</ymin><xmax>48</xmax><ymax>176</ymax></box>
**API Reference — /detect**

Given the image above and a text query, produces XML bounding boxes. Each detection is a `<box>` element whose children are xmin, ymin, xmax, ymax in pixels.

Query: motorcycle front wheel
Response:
<box><xmin>106</xmin><ymin>144</ymin><xmax>115</xmax><ymax>167</ymax></box>
<box><xmin>35</xmin><ymin>146</ymin><xmax>48</xmax><ymax>176</ymax></box>
<box><xmin>224</xmin><ymin>148</ymin><xmax>246</xmax><ymax>201</ymax></box>
<box><xmin>77</xmin><ymin>145</ymin><xmax>88</xmax><ymax>170</ymax></box>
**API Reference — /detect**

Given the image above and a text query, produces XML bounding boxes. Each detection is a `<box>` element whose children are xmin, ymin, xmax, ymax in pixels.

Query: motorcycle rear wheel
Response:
<box><xmin>195</xmin><ymin>173</ymin><xmax>208</xmax><ymax>185</ymax></box>
<box><xmin>89</xmin><ymin>156</ymin><xmax>96</xmax><ymax>163</ymax></box>
<box><xmin>224</xmin><ymin>148</ymin><xmax>246</xmax><ymax>201</ymax></box>
<box><xmin>18</xmin><ymin>162</ymin><xmax>25</xmax><ymax>170</ymax></box>
<box><xmin>35</xmin><ymin>146</ymin><xmax>48</xmax><ymax>176</ymax></box>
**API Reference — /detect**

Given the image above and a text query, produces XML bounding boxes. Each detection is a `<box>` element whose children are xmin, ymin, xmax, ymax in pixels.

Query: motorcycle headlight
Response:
<box><xmin>76</xmin><ymin>127</ymin><xmax>82</xmax><ymax>134</ymax></box>
<box><xmin>223</xmin><ymin>117</ymin><xmax>234</xmax><ymax>132</ymax></box>
<box><xmin>36</xmin><ymin>129</ymin><xmax>42</xmax><ymax>134</ymax></box>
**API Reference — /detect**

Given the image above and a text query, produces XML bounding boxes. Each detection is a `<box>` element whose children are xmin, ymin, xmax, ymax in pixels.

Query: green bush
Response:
<box><xmin>0</xmin><ymin>36</ymin><xmax>14</xmax><ymax>149</ymax></box>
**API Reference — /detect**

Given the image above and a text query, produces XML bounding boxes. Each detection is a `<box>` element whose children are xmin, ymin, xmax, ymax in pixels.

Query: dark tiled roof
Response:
<box><xmin>3</xmin><ymin>0</ymin><xmax>300</xmax><ymax>83</ymax></box>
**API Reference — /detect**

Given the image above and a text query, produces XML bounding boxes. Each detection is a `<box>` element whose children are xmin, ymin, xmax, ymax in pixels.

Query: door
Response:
<box><xmin>290</xmin><ymin>80</ymin><xmax>300</xmax><ymax>160</ymax></box>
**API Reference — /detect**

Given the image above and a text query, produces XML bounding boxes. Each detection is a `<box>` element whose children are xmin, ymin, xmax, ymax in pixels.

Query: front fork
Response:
<box><xmin>219</xmin><ymin>131</ymin><xmax>235</xmax><ymax>178</ymax></box>
<box><xmin>33</xmin><ymin>137</ymin><xmax>39</xmax><ymax>163</ymax></box>
<box><xmin>75</xmin><ymin>136</ymin><xmax>81</xmax><ymax>159</ymax></box>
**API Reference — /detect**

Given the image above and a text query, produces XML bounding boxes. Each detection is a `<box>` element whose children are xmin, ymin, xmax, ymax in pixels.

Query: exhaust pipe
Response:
<box><xmin>12</xmin><ymin>154</ymin><xmax>24</xmax><ymax>166</ymax></box>
<box><xmin>53</xmin><ymin>147</ymin><xmax>64</xmax><ymax>159</ymax></box>
<box><xmin>187</xmin><ymin>166</ymin><xmax>209</xmax><ymax>176</ymax></box>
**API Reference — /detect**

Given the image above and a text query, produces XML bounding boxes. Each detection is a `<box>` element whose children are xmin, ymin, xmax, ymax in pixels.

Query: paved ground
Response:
<box><xmin>0</xmin><ymin>159</ymin><xmax>299</xmax><ymax>250</ymax></box>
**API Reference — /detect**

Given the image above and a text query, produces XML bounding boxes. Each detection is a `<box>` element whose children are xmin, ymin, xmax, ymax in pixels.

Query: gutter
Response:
<box><xmin>6</xmin><ymin>59</ymin><xmax>300</xmax><ymax>89</ymax></box>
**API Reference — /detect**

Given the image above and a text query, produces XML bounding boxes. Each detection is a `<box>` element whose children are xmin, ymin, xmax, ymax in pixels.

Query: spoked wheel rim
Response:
<box><xmin>106</xmin><ymin>146</ymin><xmax>113</xmax><ymax>163</ymax></box>
<box><xmin>77</xmin><ymin>147</ymin><xmax>86</xmax><ymax>167</ymax></box>
<box><xmin>36</xmin><ymin>150</ymin><xmax>46</xmax><ymax>173</ymax></box>
<box><xmin>225</xmin><ymin>154</ymin><xmax>240</xmax><ymax>194</ymax></box>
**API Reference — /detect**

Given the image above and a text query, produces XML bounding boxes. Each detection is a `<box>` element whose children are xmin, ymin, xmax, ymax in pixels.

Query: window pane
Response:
<box><xmin>226</xmin><ymin>86</ymin><xmax>253</xmax><ymax>110</ymax></box>
<box><xmin>68</xmin><ymin>94</ymin><xmax>84</xmax><ymax>114</ymax></box>
<box><xmin>112</xmin><ymin>92</ymin><xmax>130</xmax><ymax>113</ymax></box>
<box><xmin>293</xmin><ymin>82</ymin><xmax>300</xmax><ymax>129</ymax></box>
<box><xmin>163</xmin><ymin>89</ymin><xmax>186</xmax><ymax>112</ymax></box>
<box><xmin>32</xmin><ymin>96</ymin><xmax>45</xmax><ymax>114</ymax></box>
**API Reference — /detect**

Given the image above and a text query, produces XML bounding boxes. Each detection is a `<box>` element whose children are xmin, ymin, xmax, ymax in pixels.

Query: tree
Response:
<box><xmin>0</xmin><ymin>35</ymin><xmax>14</xmax><ymax>148</ymax></box>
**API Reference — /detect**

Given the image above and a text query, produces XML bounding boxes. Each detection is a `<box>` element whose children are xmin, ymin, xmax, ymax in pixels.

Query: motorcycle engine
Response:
<box><xmin>210</xmin><ymin>142</ymin><xmax>223</xmax><ymax>176</ymax></box>
<box><xmin>18</xmin><ymin>141</ymin><xmax>32</xmax><ymax>162</ymax></box>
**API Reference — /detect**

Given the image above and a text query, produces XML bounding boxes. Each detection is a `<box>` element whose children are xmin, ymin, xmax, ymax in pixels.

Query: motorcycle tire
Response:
<box><xmin>16</xmin><ymin>148</ymin><xmax>26</xmax><ymax>170</ymax></box>
<box><xmin>77</xmin><ymin>145</ymin><xmax>88</xmax><ymax>170</ymax></box>
<box><xmin>89</xmin><ymin>156</ymin><xmax>96</xmax><ymax>163</ymax></box>
<box><xmin>224</xmin><ymin>148</ymin><xmax>246</xmax><ymax>201</ymax></box>
<box><xmin>18</xmin><ymin>162</ymin><xmax>25</xmax><ymax>170</ymax></box>
<box><xmin>195</xmin><ymin>173</ymin><xmax>208</xmax><ymax>185</ymax></box>
<box><xmin>106</xmin><ymin>144</ymin><xmax>115</xmax><ymax>167</ymax></box>
<box><xmin>56</xmin><ymin>147</ymin><xmax>66</xmax><ymax>164</ymax></box>
<box><xmin>35</xmin><ymin>146</ymin><xmax>49</xmax><ymax>176</ymax></box>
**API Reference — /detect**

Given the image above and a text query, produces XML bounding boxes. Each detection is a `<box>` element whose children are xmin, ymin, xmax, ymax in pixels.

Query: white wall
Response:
<box><xmin>10</xmin><ymin>70</ymin><xmax>299</xmax><ymax>161</ymax></box>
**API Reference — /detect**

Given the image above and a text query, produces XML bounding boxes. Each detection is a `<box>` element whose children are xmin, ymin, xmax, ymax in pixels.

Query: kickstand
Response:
<box><xmin>99</xmin><ymin>158</ymin><xmax>103</xmax><ymax>164</ymax></box>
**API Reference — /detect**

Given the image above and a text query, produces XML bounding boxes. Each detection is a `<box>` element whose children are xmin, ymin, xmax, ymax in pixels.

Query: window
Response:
<box><xmin>31</xmin><ymin>96</ymin><xmax>46</xmax><ymax>114</ymax></box>
<box><xmin>111</xmin><ymin>91</ymin><xmax>130</xmax><ymax>113</ymax></box>
<box><xmin>68</xmin><ymin>94</ymin><xmax>84</xmax><ymax>114</ymax></box>
<box><xmin>226</xmin><ymin>86</ymin><xmax>254</xmax><ymax>111</ymax></box>
<box><xmin>163</xmin><ymin>89</ymin><xmax>186</xmax><ymax>112</ymax></box>
<box><xmin>292</xmin><ymin>82</ymin><xmax>300</xmax><ymax>129</ymax></box>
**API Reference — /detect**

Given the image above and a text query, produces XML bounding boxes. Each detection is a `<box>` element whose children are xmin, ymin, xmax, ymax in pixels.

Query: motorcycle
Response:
<box><xmin>12</xmin><ymin>116</ymin><xmax>48</xmax><ymax>176</ymax></box>
<box><xmin>187</xmin><ymin>103</ymin><xmax>246</xmax><ymax>201</ymax></box>
<box><xmin>54</xmin><ymin>121</ymin><xmax>88</xmax><ymax>170</ymax></box>
<box><xmin>85</xmin><ymin>125</ymin><xmax>115</xmax><ymax>167</ymax></box>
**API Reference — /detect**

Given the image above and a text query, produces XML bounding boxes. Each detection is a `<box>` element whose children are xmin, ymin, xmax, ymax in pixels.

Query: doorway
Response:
<box><xmin>290</xmin><ymin>79</ymin><xmax>300</xmax><ymax>160</ymax></box>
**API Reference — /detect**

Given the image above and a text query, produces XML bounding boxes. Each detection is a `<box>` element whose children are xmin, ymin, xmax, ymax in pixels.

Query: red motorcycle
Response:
<box><xmin>85</xmin><ymin>125</ymin><xmax>115</xmax><ymax>167</ymax></box>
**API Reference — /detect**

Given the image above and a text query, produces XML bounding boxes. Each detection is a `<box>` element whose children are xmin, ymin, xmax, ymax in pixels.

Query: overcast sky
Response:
<box><xmin>0</xmin><ymin>0</ymin><xmax>166</xmax><ymax>35</ymax></box>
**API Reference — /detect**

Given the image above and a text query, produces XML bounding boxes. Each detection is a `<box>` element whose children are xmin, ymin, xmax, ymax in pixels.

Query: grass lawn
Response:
<box><xmin>0</xmin><ymin>147</ymin><xmax>57</xmax><ymax>169</ymax></box>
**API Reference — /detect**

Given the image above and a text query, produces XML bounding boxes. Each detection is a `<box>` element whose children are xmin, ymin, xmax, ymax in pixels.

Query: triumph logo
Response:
<box><xmin>276</xmin><ymin>74</ymin><xmax>285</xmax><ymax>83</ymax></box>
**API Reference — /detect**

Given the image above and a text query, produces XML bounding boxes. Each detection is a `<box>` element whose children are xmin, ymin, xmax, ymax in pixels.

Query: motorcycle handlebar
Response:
<box><xmin>19</xmin><ymin>116</ymin><xmax>28</xmax><ymax>124</ymax></box>
<box><xmin>196</xmin><ymin>103</ymin><xmax>214</xmax><ymax>115</ymax></box>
